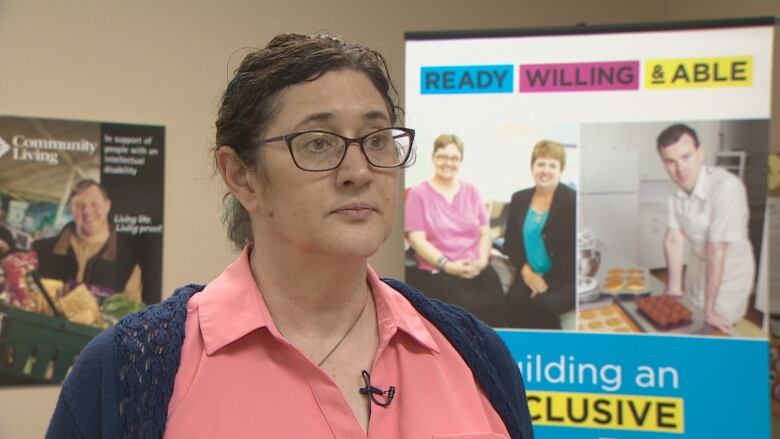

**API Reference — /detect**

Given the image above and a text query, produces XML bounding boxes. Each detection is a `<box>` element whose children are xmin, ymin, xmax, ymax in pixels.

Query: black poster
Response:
<box><xmin>0</xmin><ymin>116</ymin><xmax>164</xmax><ymax>385</ymax></box>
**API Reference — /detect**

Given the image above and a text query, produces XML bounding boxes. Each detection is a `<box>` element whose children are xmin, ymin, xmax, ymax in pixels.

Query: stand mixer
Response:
<box><xmin>577</xmin><ymin>229</ymin><xmax>601</xmax><ymax>303</ymax></box>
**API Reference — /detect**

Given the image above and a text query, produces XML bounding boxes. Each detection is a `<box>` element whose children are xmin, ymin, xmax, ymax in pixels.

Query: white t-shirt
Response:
<box><xmin>667</xmin><ymin>166</ymin><xmax>755</xmax><ymax>322</ymax></box>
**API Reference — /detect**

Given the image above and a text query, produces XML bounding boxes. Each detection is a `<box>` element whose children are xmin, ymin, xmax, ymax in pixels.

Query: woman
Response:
<box><xmin>46</xmin><ymin>34</ymin><xmax>533</xmax><ymax>438</ymax></box>
<box><xmin>405</xmin><ymin>134</ymin><xmax>507</xmax><ymax>326</ymax></box>
<box><xmin>503</xmin><ymin>140</ymin><xmax>576</xmax><ymax>329</ymax></box>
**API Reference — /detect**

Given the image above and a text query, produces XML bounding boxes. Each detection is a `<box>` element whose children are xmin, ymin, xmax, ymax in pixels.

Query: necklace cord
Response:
<box><xmin>317</xmin><ymin>297</ymin><xmax>369</xmax><ymax>367</ymax></box>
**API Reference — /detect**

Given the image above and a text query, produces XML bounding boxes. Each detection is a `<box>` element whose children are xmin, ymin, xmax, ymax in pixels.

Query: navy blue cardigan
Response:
<box><xmin>46</xmin><ymin>280</ymin><xmax>534</xmax><ymax>439</ymax></box>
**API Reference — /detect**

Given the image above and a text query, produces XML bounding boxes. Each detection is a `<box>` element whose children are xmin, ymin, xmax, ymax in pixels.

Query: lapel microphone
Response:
<box><xmin>359</xmin><ymin>370</ymin><xmax>395</xmax><ymax>407</ymax></box>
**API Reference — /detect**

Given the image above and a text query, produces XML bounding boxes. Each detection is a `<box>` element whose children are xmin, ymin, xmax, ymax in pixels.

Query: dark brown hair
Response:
<box><xmin>68</xmin><ymin>179</ymin><xmax>109</xmax><ymax>205</ymax></box>
<box><xmin>656</xmin><ymin>123</ymin><xmax>700</xmax><ymax>151</ymax></box>
<box><xmin>216</xmin><ymin>33</ymin><xmax>402</xmax><ymax>248</ymax></box>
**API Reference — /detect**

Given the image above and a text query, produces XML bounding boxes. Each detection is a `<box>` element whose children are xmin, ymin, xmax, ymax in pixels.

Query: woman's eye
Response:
<box><xmin>308</xmin><ymin>139</ymin><xmax>328</xmax><ymax>150</ymax></box>
<box><xmin>300</xmin><ymin>135</ymin><xmax>335</xmax><ymax>153</ymax></box>
<box><xmin>365</xmin><ymin>134</ymin><xmax>388</xmax><ymax>150</ymax></box>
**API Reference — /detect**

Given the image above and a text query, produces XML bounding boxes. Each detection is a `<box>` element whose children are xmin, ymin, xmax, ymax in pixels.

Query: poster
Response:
<box><xmin>405</xmin><ymin>19</ymin><xmax>773</xmax><ymax>437</ymax></box>
<box><xmin>0</xmin><ymin>116</ymin><xmax>164</xmax><ymax>385</ymax></box>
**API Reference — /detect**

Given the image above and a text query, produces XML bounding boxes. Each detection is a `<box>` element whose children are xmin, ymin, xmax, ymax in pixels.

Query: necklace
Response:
<box><xmin>317</xmin><ymin>296</ymin><xmax>369</xmax><ymax>367</ymax></box>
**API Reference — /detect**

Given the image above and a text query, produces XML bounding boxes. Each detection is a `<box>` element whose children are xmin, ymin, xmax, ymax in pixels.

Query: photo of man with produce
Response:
<box><xmin>0</xmin><ymin>116</ymin><xmax>162</xmax><ymax>386</ymax></box>
<box><xmin>33</xmin><ymin>179</ymin><xmax>142</xmax><ymax>304</ymax></box>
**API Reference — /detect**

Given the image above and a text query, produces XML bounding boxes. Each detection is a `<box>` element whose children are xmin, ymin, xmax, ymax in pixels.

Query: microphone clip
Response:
<box><xmin>359</xmin><ymin>370</ymin><xmax>395</xmax><ymax>407</ymax></box>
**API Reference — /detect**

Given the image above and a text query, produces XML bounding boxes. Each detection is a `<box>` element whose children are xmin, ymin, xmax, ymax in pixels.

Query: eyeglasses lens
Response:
<box><xmin>291</xmin><ymin>128</ymin><xmax>412</xmax><ymax>171</ymax></box>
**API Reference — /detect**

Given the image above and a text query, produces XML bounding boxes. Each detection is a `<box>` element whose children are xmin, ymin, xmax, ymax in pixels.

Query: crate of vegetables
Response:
<box><xmin>0</xmin><ymin>294</ymin><xmax>145</xmax><ymax>385</ymax></box>
<box><xmin>0</xmin><ymin>303</ymin><xmax>102</xmax><ymax>385</ymax></box>
<box><xmin>0</xmin><ymin>251</ymin><xmax>145</xmax><ymax>384</ymax></box>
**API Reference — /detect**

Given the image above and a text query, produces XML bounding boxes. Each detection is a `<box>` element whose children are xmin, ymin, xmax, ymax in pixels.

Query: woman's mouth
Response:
<box><xmin>332</xmin><ymin>202</ymin><xmax>377</xmax><ymax>220</ymax></box>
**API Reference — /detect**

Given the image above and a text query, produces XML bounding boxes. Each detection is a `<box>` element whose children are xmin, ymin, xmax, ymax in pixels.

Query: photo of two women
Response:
<box><xmin>404</xmin><ymin>131</ymin><xmax>577</xmax><ymax>330</ymax></box>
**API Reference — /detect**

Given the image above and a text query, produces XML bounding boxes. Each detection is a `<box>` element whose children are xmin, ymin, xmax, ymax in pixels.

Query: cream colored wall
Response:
<box><xmin>0</xmin><ymin>1</ymin><xmax>778</xmax><ymax>437</ymax></box>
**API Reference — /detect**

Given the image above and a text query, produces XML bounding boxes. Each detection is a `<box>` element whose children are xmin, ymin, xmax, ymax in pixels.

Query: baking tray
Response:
<box><xmin>600</xmin><ymin>267</ymin><xmax>652</xmax><ymax>298</ymax></box>
<box><xmin>578</xmin><ymin>304</ymin><xmax>642</xmax><ymax>333</ymax></box>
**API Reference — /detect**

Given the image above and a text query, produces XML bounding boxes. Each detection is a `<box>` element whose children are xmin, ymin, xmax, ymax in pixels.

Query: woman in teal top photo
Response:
<box><xmin>503</xmin><ymin>140</ymin><xmax>576</xmax><ymax>329</ymax></box>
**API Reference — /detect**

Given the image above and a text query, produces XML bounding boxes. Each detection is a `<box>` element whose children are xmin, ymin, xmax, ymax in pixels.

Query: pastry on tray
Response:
<box><xmin>636</xmin><ymin>295</ymin><xmax>692</xmax><ymax>329</ymax></box>
<box><xmin>577</xmin><ymin>304</ymin><xmax>641</xmax><ymax>333</ymax></box>
<box><xmin>588</xmin><ymin>320</ymin><xmax>604</xmax><ymax>329</ymax></box>
<box><xmin>602</xmin><ymin>277</ymin><xmax>625</xmax><ymax>293</ymax></box>
<box><xmin>626</xmin><ymin>277</ymin><xmax>647</xmax><ymax>292</ymax></box>
<box><xmin>601</xmin><ymin>266</ymin><xmax>651</xmax><ymax>295</ymax></box>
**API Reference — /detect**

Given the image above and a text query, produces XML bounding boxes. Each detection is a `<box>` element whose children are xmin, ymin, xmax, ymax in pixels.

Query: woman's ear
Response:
<box><xmin>216</xmin><ymin>146</ymin><xmax>262</xmax><ymax>212</ymax></box>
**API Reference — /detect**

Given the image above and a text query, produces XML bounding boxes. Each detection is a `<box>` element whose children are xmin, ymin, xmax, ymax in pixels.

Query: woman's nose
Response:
<box><xmin>337</xmin><ymin>143</ymin><xmax>373</xmax><ymax>187</ymax></box>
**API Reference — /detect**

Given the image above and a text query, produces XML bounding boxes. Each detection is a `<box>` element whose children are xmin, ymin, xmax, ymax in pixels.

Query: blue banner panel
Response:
<box><xmin>497</xmin><ymin>330</ymin><xmax>769</xmax><ymax>438</ymax></box>
<box><xmin>420</xmin><ymin>65</ymin><xmax>514</xmax><ymax>94</ymax></box>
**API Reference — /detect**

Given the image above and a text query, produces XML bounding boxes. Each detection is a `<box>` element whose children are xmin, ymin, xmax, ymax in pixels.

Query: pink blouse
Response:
<box><xmin>164</xmin><ymin>247</ymin><xmax>509</xmax><ymax>438</ymax></box>
<box><xmin>405</xmin><ymin>180</ymin><xmax>489</xmax><ymax>271</ymax></box>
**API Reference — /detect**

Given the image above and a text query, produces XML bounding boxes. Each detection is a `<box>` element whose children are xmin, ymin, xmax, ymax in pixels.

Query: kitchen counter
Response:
<box><xmin>581</xmin><ymin>240</ymin><xmax>761</xmax><ymax>337</ymax></box>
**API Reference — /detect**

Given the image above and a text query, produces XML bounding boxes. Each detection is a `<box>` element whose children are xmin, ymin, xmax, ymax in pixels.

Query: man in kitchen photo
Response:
<box><xmin>657</xmin><ymin>123</ymin><xmax>754</xmax><ymax>334</ymax></box>
<box><xmin>33</xmin><ymin>179</ymin><xmax>142</xmax><ymax>302</ymax></box>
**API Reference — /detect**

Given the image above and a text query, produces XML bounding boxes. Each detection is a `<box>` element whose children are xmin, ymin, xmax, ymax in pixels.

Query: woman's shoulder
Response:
<box><xmin>114</xmin><ymin>284</ymin><xmax>204</xmax><ymax>340</ymax></box>
<box><xmin>509</xmin><ymin>187</ymin><xmax>535</xmax><ymax>203</ymax></box>
<box><xmin>381</xmin><ymin>278</ymin><xmax>505</xmax><ymax>347</ymax></box>
<box><xmin>408</xmin><ymin>180</ymin><xmax>431</xmax><ymax>192</ymax></box>
<box><xmin>70</xmin><ymin>285</ymin><xmax>205</xmax><ymax>375</ymax></box>
<box><xmin>555</xmin><ymin>183</ymin><xmax>577</xmax><ymax>204</ymax></box>
<box><xmin>458</xmin><ymin>180</ymin><xmax>478</xmax><ymax>191</ymax></box>
<box><xmin>52</xmin><ymin>284</ymin><xmax>206</xmax><ymax>437</ymax></box>
<box><xmin>456</xmin><ymin>180</ymin><xmax>487</xmax><ymax>202</ymax></box>
<box><xmin>557</xmin><ymin>182</ymin><xmax>576</xmax><ymax>195</ymax></box>
<box><xmin>406</xmin><ymin>180</ymin><xmax>432</xmax><ymax>200</ymax></box>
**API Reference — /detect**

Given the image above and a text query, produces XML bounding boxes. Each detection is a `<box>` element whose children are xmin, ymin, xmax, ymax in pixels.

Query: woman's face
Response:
<box><xmin>532</xmin><ymin>156</ymin><xmax>562</xmax><ymax>190</ymax></box>
<box><xmin>432</xmin><ymin>142</ymin><xmax>462</xmax><ymax>182</ymax></box>
<box><xmin>248</xmin><ymin>69</ymin><xmax>399</xmax><ymax>260</ymax></box>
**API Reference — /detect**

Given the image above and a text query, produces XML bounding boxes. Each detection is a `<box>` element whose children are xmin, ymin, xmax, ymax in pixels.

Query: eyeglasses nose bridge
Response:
<box><xmin>339</xmin><ymin>137</ymin><xmax>372</xmax><ymax>165</ymax></box>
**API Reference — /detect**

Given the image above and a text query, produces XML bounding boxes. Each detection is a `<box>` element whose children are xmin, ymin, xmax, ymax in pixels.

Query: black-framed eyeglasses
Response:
<box><xmin>257</xmin><ymin>127</ymin><xmax>415</xmax><ymax>172</ymax></box>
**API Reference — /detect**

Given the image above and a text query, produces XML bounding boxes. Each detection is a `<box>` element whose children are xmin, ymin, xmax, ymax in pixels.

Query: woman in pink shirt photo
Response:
<box><xmin>46</xmin><ymin>34</ymin><xmax>534</xmax><ymax>438</ymax></box>
<box><xmin>405</xmin><ymin>134</ymin><xmax>507</xmax><ymax>327</ymax></box>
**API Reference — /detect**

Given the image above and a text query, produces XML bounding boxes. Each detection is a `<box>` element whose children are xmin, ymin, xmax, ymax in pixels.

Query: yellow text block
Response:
<box><xmin>527</xmin><ymin>390</ymin><xmax>684</xmax><ymax>434</ymax></box>
<box><xmin>645</xmin><ymin>56</ymin><xmax>752</xmax><ymax>89</ymax></box>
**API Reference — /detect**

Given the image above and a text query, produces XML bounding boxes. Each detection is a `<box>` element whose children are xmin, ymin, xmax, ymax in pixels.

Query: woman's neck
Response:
<box><xmin>430</xmin><ymin>175</ymin><xmax>458</xmax><ymax>190</ymax></box>
<box><xmin>249</xmin><ymin>242</ymin><xmax>370</xmax><ymax>333</ymax></box>
<box><xmin>534</xmin><ymin>184</ymin><xmax>557</xmax><ymax>198</ymax></box>
<box><xmin>248</xmin><ymin>243</ymin><xmax>379</xmax><ymax>389</ymax></box>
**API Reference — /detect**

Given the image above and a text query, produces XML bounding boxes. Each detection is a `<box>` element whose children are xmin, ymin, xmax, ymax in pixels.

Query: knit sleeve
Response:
<box><xmin>46</xmin><ymin>328</ymin><xmax>120</xmax><ymax>439</ymax></box>
<box><xmin>46</xmin><ymin>394</ymin><xmax>82</xmax><ymax>439</ymax></box>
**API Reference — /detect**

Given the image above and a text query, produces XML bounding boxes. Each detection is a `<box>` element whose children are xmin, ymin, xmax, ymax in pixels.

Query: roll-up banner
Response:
<box><xmin>405</xmin><ymin>18</ymin><xmax>775</xmax><ymax>438</ymax></box>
